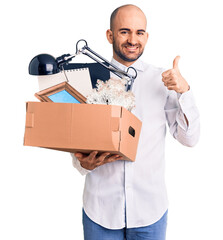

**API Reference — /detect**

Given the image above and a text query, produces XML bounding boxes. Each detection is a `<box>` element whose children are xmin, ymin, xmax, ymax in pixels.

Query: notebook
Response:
<box><xmin>37</xmin><ymin>68</ymin><xmax>92</xmax><ymax>98</ymax></box>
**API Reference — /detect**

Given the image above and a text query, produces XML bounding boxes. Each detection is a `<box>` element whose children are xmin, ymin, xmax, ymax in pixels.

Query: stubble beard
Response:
<box><xmin>113</xmin><ymin>40</ymin><xmax>144</xmax><ymax>63</ymax></box>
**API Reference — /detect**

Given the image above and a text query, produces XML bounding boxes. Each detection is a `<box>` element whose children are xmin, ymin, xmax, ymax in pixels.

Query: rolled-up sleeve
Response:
<box><xmin>70</xmin><ymin>153</ymin><xmax>91</xmax><ymax>176</ymax></box>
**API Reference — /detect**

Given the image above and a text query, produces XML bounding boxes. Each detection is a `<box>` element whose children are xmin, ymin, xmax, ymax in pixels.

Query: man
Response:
<box><xmin>72</xmin><ymin>4</ymin><xmax>200</xmax><ymax>240</ymax></box>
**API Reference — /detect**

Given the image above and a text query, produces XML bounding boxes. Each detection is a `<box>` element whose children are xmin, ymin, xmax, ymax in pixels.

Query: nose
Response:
<box><xmin>127</xmin><ymin>33</ymin><xmax>138</xmax><ymax>45</ymax></box>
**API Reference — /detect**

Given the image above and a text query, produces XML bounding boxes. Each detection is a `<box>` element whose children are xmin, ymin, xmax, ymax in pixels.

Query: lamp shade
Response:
<box><xmin>28</xmin><ymin>54</ymin><xmax>60</xmax><ymax>75</ymax></box>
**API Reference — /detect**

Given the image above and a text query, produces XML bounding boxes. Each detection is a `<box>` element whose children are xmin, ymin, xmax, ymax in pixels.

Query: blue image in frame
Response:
<box><xmin>35</xmin><ymin>82</ymin><xmax>86</xmax><ymax>103</ymax></box>
<box><xmin>48</xmin><ymin>90</ymin><xmax>80</xmax><ymax>103</ymax></box>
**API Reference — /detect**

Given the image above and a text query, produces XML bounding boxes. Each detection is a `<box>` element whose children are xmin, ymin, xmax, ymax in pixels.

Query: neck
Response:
<box><xmin>113</xmin><ymin>55</ymin><xmax>137</xmax><ymax>67</ymax></box>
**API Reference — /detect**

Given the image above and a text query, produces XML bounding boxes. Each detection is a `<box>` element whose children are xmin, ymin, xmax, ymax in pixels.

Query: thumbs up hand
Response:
<box><xmin>162</xmin><ymin>56</ymin><xmax>189</xmax><ymax>93</ymax></box>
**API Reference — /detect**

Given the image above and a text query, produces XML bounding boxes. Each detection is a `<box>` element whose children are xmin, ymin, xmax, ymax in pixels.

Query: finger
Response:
<box><xmin>162</xmin><ymin>78</ymin><xmax>177</xmax><ymax>86</ymax></box>
<box><xmin>162</xmin><ymin>72</ymin><xmax>178</xmax><ymax>82</ymax></box>
<box><xmin>100</xmin><ymin>152</ymin><xmax>111</xmax><ymax>158</ymax></box>
<box><xmin>96</xmin><ymin>152</ymin><xmax>110</xmax><ymax>163</ymax></box>
<box><xmin>95</xmin><ymin>154</ymin><xmax>110</xmax><ymax>166</ymax></box>
<box><xmin>173</xmin><ymin>56</ymin><xmax>180</xmax><ymax>69</ymax></box>
<box><xmin>162</xmin><ymin>70</ymin><xmax>171</xmax><ymax>78</ymax></box>
<box><xmin>95</xmin><ymin>154</ymin><xmax>123</xmax><ymax>166</ymax></box>
<box><xmin>162</xmin><ymin>76</ymin><xmax>174</xmax><ymax>84</ymax></box>
<box><xmin>75</xmin><ymin>152</ymin><xmax>83</xmax><ymax>159</ymax></box>
<box><xmin>162</xmin><ymin>69</ymin><xmax>175</xmax><ymax>78</ymax></box>
<box><xmin>88</xmin><ymin>151</ymin><xmax>98</xmax><ymax>161</ymax></box>
<box><xmin>109</xmin><ymin>156</ymin><xmax>123</xmax><ymax>162</ymax></box>
<box><xmin>167</xmin><ymin>85</ymin><xmax>177</xmax><ymax>91</ymax></box>
<box><xmin>162</xmin><ymin>76</ymin><xmax>173</xmax><ymax>82</ymax></box>
<box><xmin>105</xmin><ymin>154</ymin><xmax>123</xmax><ymax>163</ymax></box>
<box><xmin>165</xmin><ymin>80</ymin><xmax>177</xmax><ymax>86</ymax></box>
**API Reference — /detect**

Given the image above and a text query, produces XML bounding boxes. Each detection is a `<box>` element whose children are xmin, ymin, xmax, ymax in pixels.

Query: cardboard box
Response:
<box><xmin>24</xmin><ymin>102</ymin><xmax>142</xmax><ymax>161</ymax></box>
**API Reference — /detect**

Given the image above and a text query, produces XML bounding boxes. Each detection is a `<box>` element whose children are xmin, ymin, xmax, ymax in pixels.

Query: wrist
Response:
<box><xmin>80</xmin><ymin>161</ymin><xmax>95</xmax><ymax>171</ymax></box>
<box><xmin>181</xmin><ymin>84</ymin><xmax>190</xmax><ymax>94</ymax></box>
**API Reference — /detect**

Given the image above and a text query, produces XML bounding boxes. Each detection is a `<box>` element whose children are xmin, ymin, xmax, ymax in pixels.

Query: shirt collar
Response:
<box><xmin>111</xmin><ymin>58</ymin><xmax>144</xmax><ymax>72</ymax></box>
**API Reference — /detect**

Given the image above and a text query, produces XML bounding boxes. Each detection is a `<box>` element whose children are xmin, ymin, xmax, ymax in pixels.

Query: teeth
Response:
<box><xmin>126</xmin><ymin>47</ymin><xmax>137</xmax><ymax>50</ymax></box>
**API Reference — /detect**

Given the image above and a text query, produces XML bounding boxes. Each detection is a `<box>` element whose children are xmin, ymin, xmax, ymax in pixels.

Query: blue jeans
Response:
<box><xmin>82</xmin><ymin>209</ymin><xmax>168</xmax><ymax>240</ymax></box>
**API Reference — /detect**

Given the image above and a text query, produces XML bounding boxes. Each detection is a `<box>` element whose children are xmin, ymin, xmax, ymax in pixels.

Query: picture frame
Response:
<box><xmin>35</xmin><ymin>81</ymin><xmax>87</xmax><ymax>104</ymax></box>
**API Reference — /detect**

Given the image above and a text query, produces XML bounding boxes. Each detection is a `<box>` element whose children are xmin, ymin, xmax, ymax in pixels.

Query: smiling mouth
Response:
<box><xmin>126</xmin><ymin>46</ymin><xmax>138</xmax><ymax>50</ymax></box>
<box><xmin>125</xmin><ymin>46</ymin><xmax>139</xmax><ymax>52</ymax></box>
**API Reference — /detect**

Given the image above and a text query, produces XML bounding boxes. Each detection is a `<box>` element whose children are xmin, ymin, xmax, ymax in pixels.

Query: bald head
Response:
<box><xmin>107</xmin><ymin>4</ymin><xmax>149</xmax><ymax>66</ymax></box>
<box><xmin>110</xmin><ymin>4</ymin><xmax>147</xmax><ymax>31</ymax></box>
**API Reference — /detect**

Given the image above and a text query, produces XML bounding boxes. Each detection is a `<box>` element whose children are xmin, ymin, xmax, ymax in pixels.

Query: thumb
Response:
<box><xmin>173</xmin><ymin>56</ymin><xmax>180</xmax><ymax>69</ymax></box>
<box><xmin>75</xmin><ymin>152</ymin><xmax>83</xmax><ymax>158</ymax></box>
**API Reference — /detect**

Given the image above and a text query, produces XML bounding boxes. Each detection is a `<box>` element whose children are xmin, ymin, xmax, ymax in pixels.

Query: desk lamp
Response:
<box><xmin>29</xmin><ymin>39</ymin><xmax>137</xmax><ymax>92</ymax></box>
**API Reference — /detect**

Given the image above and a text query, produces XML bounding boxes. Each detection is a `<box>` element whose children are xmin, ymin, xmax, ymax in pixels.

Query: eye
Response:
<box><xmin>137</xmin><ymin>31</ymin><xmax>145</xmax><ymax>36</ymax></box>
<box><xmin>120</xmin><ymin>31</ymin><xmax>128</xmax><ymax>35</ymax></box>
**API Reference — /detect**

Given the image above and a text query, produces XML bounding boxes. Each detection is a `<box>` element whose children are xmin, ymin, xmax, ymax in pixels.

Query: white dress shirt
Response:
<box><xmin>71</xmin><ymin>58</ymin><xmax>200</xmax><ymax>229</ymax></box>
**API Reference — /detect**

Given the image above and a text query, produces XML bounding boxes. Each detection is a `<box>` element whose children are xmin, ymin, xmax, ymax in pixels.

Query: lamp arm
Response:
<box><xmin>77</xmin><ymin>40</ymin><xmax>137</xmax><ymax>91</ymax></box>
<box><xmin>56</xmin><ymin>39</ymin><xmax>138</xmax><ymax>91</ymax></box>
<box><xmin>81</xmin><ymin>49</ymin><xmax>124</xmax><ymax>80</ymax></box>
<box><xmin>79</xmin><ymin>42</ymin><xmax>137</xmax><ymax>78</ymax></box>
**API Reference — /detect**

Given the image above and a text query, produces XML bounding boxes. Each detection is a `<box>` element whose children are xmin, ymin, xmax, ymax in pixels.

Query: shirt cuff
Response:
<box><xmin>70</xmin><ymin>153</ymin><xmax>91</xmax><ymax>176</ymax></box>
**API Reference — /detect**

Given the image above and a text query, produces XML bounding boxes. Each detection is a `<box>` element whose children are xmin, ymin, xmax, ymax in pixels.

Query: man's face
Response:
<box><xmin>107</xmin><ymin>7</ymin><xmax>149</xmax><ymax>66</ymax></box>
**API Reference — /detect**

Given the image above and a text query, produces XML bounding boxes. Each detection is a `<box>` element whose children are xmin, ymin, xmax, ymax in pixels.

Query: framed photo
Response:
<box><xmin>35</xmin><ymin>81</ymin><xmax>87</xmax><ymax>103</ymax></box>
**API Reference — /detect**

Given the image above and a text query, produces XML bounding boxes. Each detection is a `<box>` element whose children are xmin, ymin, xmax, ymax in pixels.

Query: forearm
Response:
<box><xmin>166</xmin><ymin>89</ymin><xmax>200</xmax><ymax>147</ymax></box>
<box><xmin>174</xmin><ymin>108</ymin><xmax>200</xmax><ymax>147</ymax></box>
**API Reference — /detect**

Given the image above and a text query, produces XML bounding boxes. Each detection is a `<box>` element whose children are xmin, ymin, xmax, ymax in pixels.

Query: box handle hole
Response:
<box><xmin>128</xmin><ymin>126</ymin><xmax>135</xmax><ymax>137</ymax></box>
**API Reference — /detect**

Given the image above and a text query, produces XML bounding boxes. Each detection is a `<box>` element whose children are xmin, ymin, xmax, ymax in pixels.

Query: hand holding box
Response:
<box><xmin>74</xmin><ymin>151</ymin><xmax>123</xmax><ymax>170</ymax></box>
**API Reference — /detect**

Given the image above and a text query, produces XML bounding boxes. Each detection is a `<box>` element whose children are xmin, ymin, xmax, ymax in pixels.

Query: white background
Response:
<box><xmin>1</xmin><ymin>0</ymin><xmax>222</xmax><ymax>239</ymax></box>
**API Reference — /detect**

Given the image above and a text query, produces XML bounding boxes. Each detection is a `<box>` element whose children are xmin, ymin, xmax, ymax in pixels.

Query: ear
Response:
<box><xmin>106</xmin><ymin>29</ymin><xmax>113</xmax><ymax>44</ymax></box>
<box><xmin>145</xmin><ymin>32</ymin><xmax>149</xmax><ymax>43</ymax></box>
